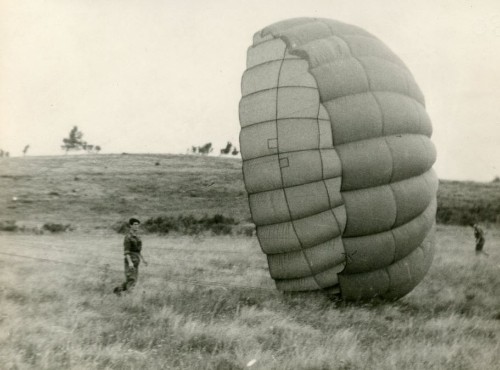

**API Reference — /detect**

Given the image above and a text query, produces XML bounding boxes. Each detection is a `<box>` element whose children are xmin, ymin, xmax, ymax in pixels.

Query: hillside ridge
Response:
<box><xmin>1</xmin><ymin>154</ymin><xmax>499</xmax><ymax>230</ymax></box>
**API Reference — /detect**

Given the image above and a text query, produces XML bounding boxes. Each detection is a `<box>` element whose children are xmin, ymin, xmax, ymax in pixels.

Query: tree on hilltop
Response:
<box><xmin>61</xmin><ymin>126</ymin><xmax>101</xmax><ymax>153</ymax></box>
<box><xmin>220</xmin><ymin>142</ymin><xmax>232</xmax><ymax>155</ymax></box>
<box><xmin>197</xmin><ymin>142</ymin><xmax>213</xmax><ymax>155</ymax></box>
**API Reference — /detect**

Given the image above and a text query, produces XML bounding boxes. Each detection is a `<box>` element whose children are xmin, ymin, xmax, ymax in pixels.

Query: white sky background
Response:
<box><xmin>0</xmin><ymin>0</ymin><xmax>499</xmax><ymax>181</ymax></box>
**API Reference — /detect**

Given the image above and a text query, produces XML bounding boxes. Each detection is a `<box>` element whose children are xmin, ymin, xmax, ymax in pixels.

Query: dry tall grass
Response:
<box><xmin>1</xmin><ymin>225</ymin><xmax>499</xmax><ymax>370</ymax></box>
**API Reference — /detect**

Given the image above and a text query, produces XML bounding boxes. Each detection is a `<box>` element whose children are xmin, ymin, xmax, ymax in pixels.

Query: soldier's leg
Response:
<box><xmin>113</xmin><ymin>258</ymin><xmax>129</xmax><ymax>295</ymax></box>
<box><xmin>124</xmin><ymin>255</ymin><xmax>140</xmax><ymax>290</ymax></box>
<box><xmin>476</xmin><ymin>238</ymin><xmax>485</xmax><ymax>253</ymax></box>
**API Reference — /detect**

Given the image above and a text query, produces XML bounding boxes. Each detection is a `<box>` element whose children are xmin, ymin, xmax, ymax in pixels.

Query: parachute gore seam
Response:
<box><xmin>275</xmin><ymin>44</ymin><xmax>324</xmax><ymax>291</ymax></box>
<box><xmin>243</xmin><ymin>132</ymin><xmax>431</xmax><ymax>163</ymax></box>
<box><xmin>242</xmin><ymin>85</ymin><xmax>318</xmax><ymax>99</ymax></box>
<box><xmin>241</xmin><ymin>90</ymin><xmax>427</xmax><ymax>130</ymax></box>
<box><xmin>252</xmin><ymin>168</ymin><xmax>435</xmax><ymax>227</ymax></box>
<box><xmin>321</xmin><ymin>89</ymin><xmax>425</xmax><ymax>114</ymax></box>
<box><xmin>270</xmin><ymin>249</ymin><xmax>346</xmax><ymax>279</ymax></box>
<box><xmin>293</xmin><ymin>36</ymin><xmax>409</xmax><ymax>73</ymax></box>
<box><xmin>241</xmin><ymin>117</ymin><xmax>330</xmax><ymax>130</ymax></box>
<box><xmin>341</xmin><ymin>34</ymin><xmax>410</xmax><ymax>69</ymax></box>
<box><xmin>244</xmin><ymin>148</ymin><xmax>335</xmax><ymax>167</ymax></box>
<box><xmin>412</xmin><ymin>98</ymin><xmax>426</xmax><ymax>137</ymax></box>
<box><xmin>266</xmin><ymin>236</ymin><xmax>344</xmax><ymax>259</ymax></box>
<box><xmin>249</xmin><ymin>177</ymin><xmax>344</xmax><ymax>203</ymax></box>
<box><xmin>243</xmin><ymin>57</ymin><xmax>303</xmax><ymax>74</ymax></box>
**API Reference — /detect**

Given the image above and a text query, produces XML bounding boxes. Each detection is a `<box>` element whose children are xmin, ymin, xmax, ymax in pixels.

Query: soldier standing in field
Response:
<box><xmin>472</xmin><ymin>223</ymin><xmax>486</xmax><ymax>255</ymax></box>
<box><xmin>114</xmin><ymin>218</ymin><xmax>148</xmax><ymax>295</ymax></box>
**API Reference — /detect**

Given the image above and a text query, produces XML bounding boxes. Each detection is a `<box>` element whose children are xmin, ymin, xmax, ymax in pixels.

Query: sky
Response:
<box><xmin>1</xmin><ymin>0</ymin><xmax>499</xmax><ymax>181</ymax></box>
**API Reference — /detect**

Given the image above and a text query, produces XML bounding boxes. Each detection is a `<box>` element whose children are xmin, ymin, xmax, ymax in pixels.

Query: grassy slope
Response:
<box><xmin>1</xmin><ymin>154</ymin><xmax>499</xmax><ymax>231</ymax></box>
<box><xmin>437</xmin><ymin>179</ymin><xmax>500</xmax><ymax>224</ymax></box>
<box><xmin>0</xmin><ymin>154</ymin><xmax>250</xmax><ymax>230</ymax></box>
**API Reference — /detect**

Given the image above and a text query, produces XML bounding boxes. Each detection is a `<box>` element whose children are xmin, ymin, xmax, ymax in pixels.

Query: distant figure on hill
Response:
<box><xmin>471</xmin><ymin>223</ymin><xmax>487</xmax><ymax>255</ymax></box>
<box><xmin>113</xmin><ymin>218</ymin><xmax>148</xmax><ymax>295</ymax></box>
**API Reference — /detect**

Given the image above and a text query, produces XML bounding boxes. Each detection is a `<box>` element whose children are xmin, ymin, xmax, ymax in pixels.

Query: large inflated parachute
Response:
<box><xmin>239</xmin><ymin>18</ymin><xmax>437</xmax><ymax>300</ymax></box>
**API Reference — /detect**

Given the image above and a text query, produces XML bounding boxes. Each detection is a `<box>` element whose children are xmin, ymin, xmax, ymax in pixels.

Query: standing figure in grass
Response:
<box><xmin>472</xmin><ymin>223</ymin><xmax>486</xmax><ymax>255</ymax></box>
<box><xmin>114</xmin><ymin>218</ymin><xmax>148</xmax><ymax>295</ymax></box>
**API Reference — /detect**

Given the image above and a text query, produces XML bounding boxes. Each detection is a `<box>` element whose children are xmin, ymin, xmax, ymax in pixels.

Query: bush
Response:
<box><xmin>436</xmin><ymin>203</ymin><xmax>500</xmax><ymax>226</ymax></box>
<box><xmin>42</xmin><ymin>223</ymin><xmax>72</xmax><ymax>233</ymax></box>
<box><xmin>0</xmin><ymin>220</ymin><xmax>18</xmax><ymax>232</ymax></box>
<box><xmin>437</xmin><ymin>180</ymin><xmax>500</xmax><ymax>226</ymax></box>
<box><xmin>237</xmin><ymin>225</ymin><xmax>255</xmax><ymax>237</ymax></box>
<box><xmin>113</xmin><ymin>214</ymin><xmax>239</xmax><ymax>235</ymax></box>
<box><xmin>143</xmin><ymin>216</ymin><xmax>180</xmax><ymax>234</ymax></box>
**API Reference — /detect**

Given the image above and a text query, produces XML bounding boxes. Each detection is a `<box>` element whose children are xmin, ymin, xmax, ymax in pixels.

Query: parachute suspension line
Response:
<box><xmin>0</xmin><ymin>251</ymin><xmax>276</xmax><ymax>292</ymax></box>
<box><xmin>275</xmin><ymin>45</ymin><xmax>325</xmax><ymax>291</ymax></box>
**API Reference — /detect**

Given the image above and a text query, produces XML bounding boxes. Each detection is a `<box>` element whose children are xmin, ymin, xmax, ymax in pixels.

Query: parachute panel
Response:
<box><xmin>239</xmin><ymin>121</ymin><xmax>278</xmax><ymax>160</ymax></box>
<box><xmin>279</xmin><ymin>150</ymin><xmax>323</xmax><ymax>187</ymax></box>
<box><xmin>324</xmin><ymin>92</ymin><xmax>383</xmax><ymax>145</ymax></box>
<box><xmin>276</xmin><ymin>118</ymin><xmax>323</xmax><ymax>153</ymax></box>
<box><xmin>377</xmin><ymin>92</ymin><xmax>432</xmax><ymax>138</ymax></box>
<box><xmin>275</xmin><ymin>263</ymin><xmax>345</xmax><ymax>291</ymax></box>
<box><xmin>247</xmin><ymin>38</ymin><xmax>298</xmax><ymax>68</ymax></box>
<box><xmin>343</xmin><ymin>35</ymin><xmax>408</xmax><ymax>69</ymax></box>
<box><xmin>267</xmin><ymin>236</ymin><xmax>345</xmax><ymax>279</ymax></box>
<box><xmin>391</xmin><ymin>170</ymin><xmax>438</xmax><ymax>227</ymax></box>
<box><xmin>242</xmin><ymin>155</ymin><xmax>282</xmax><ymax>193</ymax></box>
<box><xmin>239</xmin><ymin>90</ymin><xmax>277</xmax><ymax>127</ymax></box>
<box><xmin>292</xmin><ymin>209</ymin><xmax>343</xmax><ymax>247</ymax></box>
<box><xmin>257</xmin><ymin>221</ymin><xmax>302</xmax><ymax>254</ymax></box>
<box><xmin>342</xmin><ymin>186</ymin><xmax>397</xmax><ymax>237</ymax></box>
<box><xmin>242</xmin><ymin>59</ymin><xmax>317</xmax><ymax>97</ymax></box>
<box><xmin>284</xmin><ymin>181</ymin><xmax>331</xmax><ymax>220</ymax></box>
<box><xmin>388</xmin><ymin>135</ymin><xmax>436</xmax><ymax>182</ymax></box>
<box><xmin>312</xmin><ymin>59</ymin><xmax>369</xmax><ymax>101</ymax></box>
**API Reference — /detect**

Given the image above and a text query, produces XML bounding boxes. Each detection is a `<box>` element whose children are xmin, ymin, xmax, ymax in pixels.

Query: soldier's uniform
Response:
<box><xmin>473</xmin><ymin>224</ymin><xmax>485</xmax><ymax>254</ymax></box>
<box><xmin>115</xmin><ymin>230</ymin><xmax>142</xmax><ymax>293</ymax></box>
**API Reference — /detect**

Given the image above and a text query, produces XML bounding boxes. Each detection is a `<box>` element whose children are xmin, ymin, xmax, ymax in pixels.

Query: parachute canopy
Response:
<box><xmin>239</xmin><ymin>18</ymin><xmax>437</xmax><ymax>300</ymax></box>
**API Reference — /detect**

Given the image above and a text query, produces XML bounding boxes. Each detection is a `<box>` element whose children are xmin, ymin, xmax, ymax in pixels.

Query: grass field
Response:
<box><xmin>0</xmin><ymin>226</ymin><xmax>499</xmax><ymax>369</ymax></box>
<box><xmin>1</xmin><ymin>154</ymin><xmax>499</xmax><ymax>369</ymax></box>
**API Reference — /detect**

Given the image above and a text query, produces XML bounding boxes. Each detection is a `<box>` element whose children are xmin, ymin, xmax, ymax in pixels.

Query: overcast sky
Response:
<box><xmin>1</xmin><ymin>0</ymin><xmax>499</xmax><ymax>181</ymax></box>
